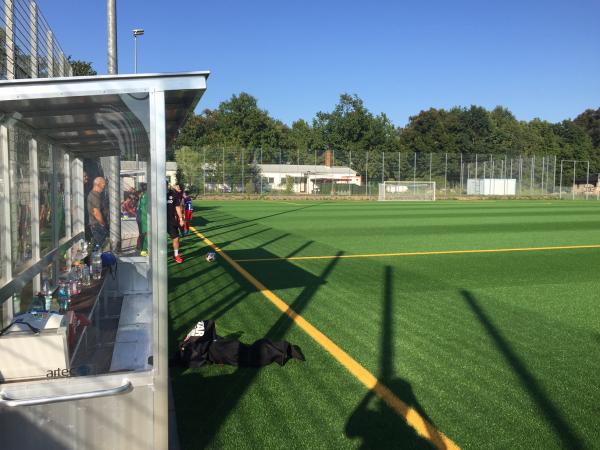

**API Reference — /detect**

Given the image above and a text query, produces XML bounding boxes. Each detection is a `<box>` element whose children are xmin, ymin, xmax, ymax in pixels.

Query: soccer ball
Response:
<box><xmin>206</xmin><ymin>251</ymin><xmax>216</xmax><ymax>262</ymax></box>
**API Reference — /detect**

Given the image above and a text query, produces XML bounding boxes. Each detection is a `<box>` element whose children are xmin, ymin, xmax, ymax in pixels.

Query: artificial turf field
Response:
<box><xmin>168</xmin><ymin>200</ymin><xmax>600</xmax><ymax>450</ymax></box>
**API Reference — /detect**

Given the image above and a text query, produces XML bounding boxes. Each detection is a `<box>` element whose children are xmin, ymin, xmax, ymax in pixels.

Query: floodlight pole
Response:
<box><xmin>133</xmin><ymin>29</ymin><xmax>144</xmax><ymax>73</ymax></box>
<box><xmin>134</xmin><ymin>35</ymin><xmax>138</xmax><ymax>73</ymax></box>
<box><xmin>107</xmin><ymin>0</ymin><xmax>117</xmax><ymax>74</ymax></box>
<box><xmin>107</xmin><ymin>0</ymin><xmax>120</xmax><ymax>251</ymax></box>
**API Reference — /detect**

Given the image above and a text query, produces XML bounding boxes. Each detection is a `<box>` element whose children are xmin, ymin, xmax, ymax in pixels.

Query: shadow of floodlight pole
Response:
<box><xmin>460</xmin><ymin>289</ymin><xmax>584</xmax><ymax>450</ymax></box>
<box><xmin>345</xmin><ymin>266</ymin><xmax>442</xmax><ymax>449</ymax></box>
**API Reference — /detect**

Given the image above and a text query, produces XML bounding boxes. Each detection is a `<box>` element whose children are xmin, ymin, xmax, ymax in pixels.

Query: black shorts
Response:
<box><xmin>167</xmin><ymin>220</ymin><xmax>180</xmax><ymax>239</ymax></box>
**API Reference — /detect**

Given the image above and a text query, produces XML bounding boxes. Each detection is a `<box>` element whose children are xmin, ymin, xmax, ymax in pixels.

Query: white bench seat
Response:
<box><xmin>109</xmin><ymin>294</ymin><xmax>152</xmax><ymax>372</ymax></box>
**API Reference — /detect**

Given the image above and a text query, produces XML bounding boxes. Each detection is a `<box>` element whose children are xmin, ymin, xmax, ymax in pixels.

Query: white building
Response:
<box><xmin>258</xmin><ymin>164</ymin><xmax>361</xmax><ymax>193</ymax></box>
<box><xmin>467</xmin><ymin>178</ymin><xmax>516</xmax><ymax>196</ymax></box>
<box><xmin>120</xmin><ymin>161</ymin><xmax>178</xmax><ymax>188</ymax></box>
<box><xmin>166</xmin><ymin>161</ymin><xmax>178</xmax><ymax>185</ymax></box>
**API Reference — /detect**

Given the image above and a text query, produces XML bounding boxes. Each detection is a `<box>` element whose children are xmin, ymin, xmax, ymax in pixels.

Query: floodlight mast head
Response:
<box><xmin>133</xmin><ymin>28</ymin><xmax>144</xmax><ymax>37</ymax></box>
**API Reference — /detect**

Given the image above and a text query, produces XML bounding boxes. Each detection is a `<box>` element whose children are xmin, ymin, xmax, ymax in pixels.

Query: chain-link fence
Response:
<box><xmin>177</xmin><ymin>148</ymin><xmax>599</xmax><ymax>200</ymax></box>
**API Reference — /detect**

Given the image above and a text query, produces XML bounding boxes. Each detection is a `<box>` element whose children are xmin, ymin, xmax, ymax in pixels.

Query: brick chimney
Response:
<box><xmin>325</xmin><ymin>150</ymin><xmax>332</xmax><ymax>167</ymax></box>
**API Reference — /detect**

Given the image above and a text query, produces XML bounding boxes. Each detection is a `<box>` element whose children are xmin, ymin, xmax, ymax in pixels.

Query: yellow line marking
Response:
<box><xmin>234</xmin><ymin>244</ymin><xmax>600</xmax><ymax>263</ymax></box>
<box><xmin>190</xmin><ymin>225</ymin><xmax>460</xmax><ymax>450</ymax></box>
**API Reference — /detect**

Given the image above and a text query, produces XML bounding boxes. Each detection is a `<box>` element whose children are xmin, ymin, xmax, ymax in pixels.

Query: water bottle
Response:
<box><xmin>82</xmin><ymin>264</ymin><xmax>91</xmax><ymax>287</ymax></box>
<box><xmin>41</xmin><ymin>278</ymin><xmax>53</xmax><ymax>311</ymax></box>
<box><xmin>58</xmin><ymin>281</ymin><xmax>70</xmax><ymax>313</ymax></box>
<box><xmin>69</xmin><ymin>267</ymin><xmax>80</xmax><ymax>295</ymax></box>
<box><xmin>30</xmin><ymin>294</ymin><xmax>45</xmax><ymax>311</ymax></box>
<box><xmin>80</xmin><ymin>240</ymin><xmax>88</xmax><ymax>259</ymax></box>
<box><xmin>92</xmin><ymin>247</ymin><xmax>102</xmax><ymax>280</ymax></box>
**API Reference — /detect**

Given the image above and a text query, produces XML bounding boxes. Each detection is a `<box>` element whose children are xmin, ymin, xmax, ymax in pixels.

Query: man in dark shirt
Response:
<box><xmin>88</xmin><ymin>177</ymin><xmax>107</xmax><ymax>248</ymax></box>
<box><xmin>167</xmin><ymin>183</ymin><xmax>185</xmax><ymax>263</ymax></box>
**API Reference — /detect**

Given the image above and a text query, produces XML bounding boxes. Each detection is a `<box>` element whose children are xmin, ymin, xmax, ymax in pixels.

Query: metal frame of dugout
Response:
<box><xmin>0</xmin><ymin>71</ymin><xmax>209</xmax><ymax>450</ymax></box>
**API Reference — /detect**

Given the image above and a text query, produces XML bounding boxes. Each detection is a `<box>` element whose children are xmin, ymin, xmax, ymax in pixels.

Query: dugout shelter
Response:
<box><xmin>0</xmin><ymin>71</ymin><xmax>209</xmax><ymax>450</ymax></box>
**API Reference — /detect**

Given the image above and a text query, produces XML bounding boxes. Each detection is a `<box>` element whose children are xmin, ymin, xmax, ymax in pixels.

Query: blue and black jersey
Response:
<box><xmin>184</xmin><ymin>195</ymin><xmax>193</xmax><ymax>212</ymax></box>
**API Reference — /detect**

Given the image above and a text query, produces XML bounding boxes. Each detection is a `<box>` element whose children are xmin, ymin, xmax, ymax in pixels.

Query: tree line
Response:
<box><xmin>67</xmin><ymin>58</ymin><xmax>599</xmax><ymax>177</ymax></box>
<box><xmin>173</xmin><ymin>93</ymin><xmax>600</xmax><ymax>179</ymax></box>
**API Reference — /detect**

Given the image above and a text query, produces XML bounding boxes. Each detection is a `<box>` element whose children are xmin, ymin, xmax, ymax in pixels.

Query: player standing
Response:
<box><xmin>183</xmin><ymin>190</ymin><xmax>193</xmax><ymax>235</ymax></box>
<box><xmin>167</xmin><ymin>183</ymin><xmax>185</xmax><ymax>263</ymax></box>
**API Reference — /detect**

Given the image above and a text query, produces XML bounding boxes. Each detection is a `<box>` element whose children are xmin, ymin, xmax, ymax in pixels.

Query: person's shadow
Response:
<box><xmin>345</xmin><ymin>266</ymin><xmax>437</xmax><ymax>449</ymax></box>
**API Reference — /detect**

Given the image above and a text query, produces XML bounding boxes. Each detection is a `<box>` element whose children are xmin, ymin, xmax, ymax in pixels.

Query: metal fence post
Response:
<box><xmin>553</xmin><ymin>155</ymin><xmax>557</xmax><ymax>193</ymax></box>
<box><xmin>460</xmin><ymin>153</ymin><xmax>463</xmax><ymax>193</ymax></box>
<box><xmin>413</xmin><ymin>152</ymin><xmax>417</xmax><ymax>194</ymax></box>
<box><xmin>382</xmin><ymin>151</ymin><xmax>385</xmax><ymax>184</ymax></box>
<box><xmin>586</xmin><ymin>161</ymin><xmax>590</xmax><ymax>200</ymax></box>
<box><xmin>332</xmin><ymin>149</ymin><xmax>335</xmax><ymax>197</ymax></box>
<box><xmin>559</xmin><ymin>160</ymin><xmax>563</xmax><ymax>199</ymax></box>
<box><xmin>241</xmin><ymin>148</ymin><xmax>245</xmax><ymax>193</ymax></box>
<box><xmin>510</xmin><ymin>158</ymin><xmax>513</xmax><ymax>195</ymax></box>
<box><xmin>398</xmin><ymin>152</ymin><xmax>401</xmax><ymax>182</ymax></box>
<box><xmin>429</xmin><ymin>152</ymin><xmax>432</xmax><ymax>182</ymax></box>
<box><xmin>572</xmin><ymin>160</ymin><xmax>576</xmax><ymax>200</ymax></box>
<box><xmin>366</xmin><ymin>150</ymin><xmax>369</xmax><ymax>197</ymax></box>
<box><xmin>444</xmin><ymin>153</ymin><xmax>448</xmax><ymax>198</ymax></box>
<box><xmin>519</xmin><ymin>156</ymin><xmax>522</xmax><ymax>195</ymax></box>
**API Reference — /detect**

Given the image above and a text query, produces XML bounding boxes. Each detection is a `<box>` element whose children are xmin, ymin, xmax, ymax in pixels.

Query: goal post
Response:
<box><xmin>378</xmin><ymin>181</ymin><xmax>436</xmax><ymax>201</ymax></box>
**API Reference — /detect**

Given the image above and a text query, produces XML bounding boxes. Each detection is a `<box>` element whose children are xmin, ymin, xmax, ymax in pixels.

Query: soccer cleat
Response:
<box><xmin>174</xmin><ymin>255</ymin><xmax>184</xmax><ymax>264</ymax></box>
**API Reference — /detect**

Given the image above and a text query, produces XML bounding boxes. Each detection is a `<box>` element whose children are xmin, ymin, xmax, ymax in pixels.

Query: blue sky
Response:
<box><xmin>37</xmin><ymin>0</ymin><xmax>600</xmax><ymax>127</ymax></box>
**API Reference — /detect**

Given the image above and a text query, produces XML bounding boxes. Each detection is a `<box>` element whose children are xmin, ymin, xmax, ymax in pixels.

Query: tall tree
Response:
<box><xmin>574</xmin><ymin>108</ymin><xmax>600</xmax><ymax>149</ymax></box>
<box><xmin>312</xmin><ymin>94</ymin><xmax>400</xmax><ymax>177</ymax></box>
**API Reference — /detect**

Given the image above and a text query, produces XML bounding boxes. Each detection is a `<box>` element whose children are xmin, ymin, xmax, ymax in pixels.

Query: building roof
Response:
<box><xmin>258</xmin><ymin>164</ymin><xmax>357</xmax><ymax>176</ymax></box>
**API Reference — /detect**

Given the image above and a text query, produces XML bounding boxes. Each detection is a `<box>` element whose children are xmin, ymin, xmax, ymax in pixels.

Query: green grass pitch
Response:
<box><xmin>168</xmin><ymin>200</ymin><xmax>600</xmax><ymax>449</ymax></box>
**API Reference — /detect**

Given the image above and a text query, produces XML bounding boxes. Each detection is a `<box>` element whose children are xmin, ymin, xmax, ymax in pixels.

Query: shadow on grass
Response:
<box><xmin>171</xmin><ymin>245</ymin><xmax>342</xmax><ymax>449</ymax></box>
<box><xmin>199</xmin><ymin>203</ymin><xmax>319</xmax><ymax>233</ymax></box>
<box><xmin>345</xmin><ymin>266</ymin><xmax>436</xmax><ymax>449</ymax></box>
<box><xmin>461</xmin><ymin>289</ymin><xmax>585</xmax><ymax>450</ymax></box>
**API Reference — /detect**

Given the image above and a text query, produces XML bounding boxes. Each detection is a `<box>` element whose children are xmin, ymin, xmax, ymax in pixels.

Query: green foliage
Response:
<box><xmin>175</xmin><ymin>168</ymin><xmax>185</xmax><ymax>187</ymax></box>
<box><xmin>172</xmin><ymin>90</ymin><xmax>599</xmax><ymax>177</ymax></box>
<box><xmin>174</xmin><ymin>146</ymin><xmax>203</xmax><ymax>190</ymax></box>
<box><xmin>574</xmin><ymin>108</ymin><xmax>600</xmax><ymax>149</ymax></box>
<box><xmin>244</xmin><ymin>180</ymin><xmax>256</xmax><ymax>194</ymax></box>
<box><xmin>67</xmin><ymin>56</ymin><xmax>97</xmax><ymax>76</ymax></box>
<box><xmin>285</xmin><ymin>175</ymin><xmax>294</xmax><ymax>193</ymax></box>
